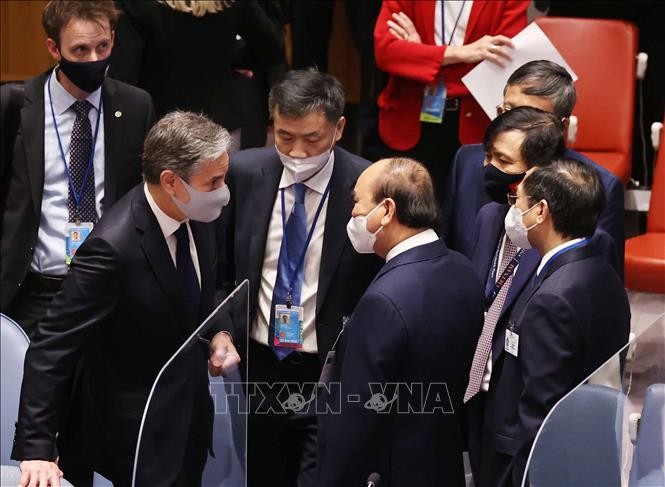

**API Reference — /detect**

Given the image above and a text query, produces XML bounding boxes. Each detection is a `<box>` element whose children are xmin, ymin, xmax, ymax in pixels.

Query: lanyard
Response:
<box><xmin>442</xmin><ymin>0</ymin><xmax>467</xmax><ymax>45</ymax></box>
<box><xmin>539</xmin><ymin>239</ymin><xmax>589</xmax><ymax>277</ymax></box>
<box><xmin>485</xmin><ymin>237</ymin><xmax>525</xmax><ymax>309</ymax></box>
<box><xmin>280</xmin><ymin>182</ymin><xmax>331</xmax><ymax>306</ymax></box>
<box><xmin>47</xmin><ymin>72</ymin><xmax>103</xmax><ymax>219</ymax></box>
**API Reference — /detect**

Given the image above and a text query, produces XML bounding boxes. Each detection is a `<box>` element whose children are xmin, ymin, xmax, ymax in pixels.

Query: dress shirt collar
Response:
<box><xmin>48</xmin><ymin>66</ymin><xmax>102</xmax><ymax>116</ymax></box>
<box><xmin>385</xmin><ymin>228</ymin><xmax>439</xmax><ymax>262</ymax></box>
<box><xmin>278</xmin><ymin>149</ymin><xmax>335</xmax><ymax>194</ymax></box>
<box><xmin>536</xmin><ymin>237</ymin><xmax>585</xmax><ymax>276</ymax></box>
<box><xmin>144</xmin><ymin>183</ymin><xmax>187</xmax><ymax>239</ymax></box>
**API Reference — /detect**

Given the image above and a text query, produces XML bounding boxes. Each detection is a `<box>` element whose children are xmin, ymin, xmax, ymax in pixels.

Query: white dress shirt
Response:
<box><xmin>434</xmin><ymin>0</ymin><xmax>473</xmax><ymax>47</ymax></box>
<box><xmin>385</xmin><ymin>228</ymin><xmax>439</xmax><ymax>262</ymax></box>
<box><xmin>31</xmin><ymin>67</ymin><xmax>105</xmax><ymax>275</ymax></box>
<box><xmin>251</xmin><ymin>153</ymin><xmax>335</xmax><ymax>353</ymax></box>
<box><xmin>144</xmin><ymin>184</ymin><xmax>201</xmax><ymax>286</ymax></box>
<box><xmin>537</xmin><ymin>238</ymin><xmax>585</xmax><ymax>276</ymax></box>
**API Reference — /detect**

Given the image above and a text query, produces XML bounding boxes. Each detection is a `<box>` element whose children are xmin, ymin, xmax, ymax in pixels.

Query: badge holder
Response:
<box><xmin>420</xmin><ymin>76</ymin><xmax>446</xmax><ymax>124</ymax></box>
<box><xmin>273</xmin><ymin>303</ymin><xmax>304</xmax><ymax>350</ymax></box>
<box><xmin>65</xmin><ymin>221</ymin><xmax>94</xmax><ymax>265</ymax></box>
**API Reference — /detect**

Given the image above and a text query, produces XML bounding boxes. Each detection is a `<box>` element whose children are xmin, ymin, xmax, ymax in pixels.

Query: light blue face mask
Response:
<box><xmin>172</xmin><ymin>177</ymin><xmax>230</xmax><ymax>222</ymax></box>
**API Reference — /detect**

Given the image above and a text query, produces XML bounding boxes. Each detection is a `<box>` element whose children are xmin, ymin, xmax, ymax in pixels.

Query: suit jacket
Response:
<box><xmin>0</xmin><ymin>71</ymin><xmax>154</xmax><ymax>310</ymax></box>
<box><xmin>317</xmin><ymin>239</ymin><xmax>485</xmax><ymax>486</ymax></box>
<box><xmin>481</xmin><ymin>245</ymin><xmax>630</xmax><ymax>487</ymax></box>
<box><xmin>11</xmin><ymin>185</ymin><xmax>220</xmax><ymax>485</ymax></box>
<box><xmin>221</xmin><ymin>146</ymin><xmax>380</xmax><ymax>364</ymax></box>
<box><xmin>442</xmin><ymin>143</ymin><xmax>625</xmax><ymax>275</ymax></box>
<box><xmin>374</xmin><ymin>0</ymin><xmax>528</xmax><ymax>150</ymax></box>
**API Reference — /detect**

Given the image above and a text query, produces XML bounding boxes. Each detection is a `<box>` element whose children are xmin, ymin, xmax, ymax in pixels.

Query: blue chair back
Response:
<box><xmin>0</xmin><ymin>314</ymin><xmax>29</xmax><ymax>465</ymax></box>
<box><xmin>630</xmin><ymin>383</ymin><xmax>665</xmax><ymax>487</ymax></box>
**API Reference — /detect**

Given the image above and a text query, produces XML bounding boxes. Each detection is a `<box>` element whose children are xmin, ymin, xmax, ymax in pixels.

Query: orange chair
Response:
<box><xmin>624</xmin><ymin>120</ymin><xmax>665</xmax><ymax>293</ymax></box>
<box><xmin>536</xmin><ymin>17</ymin><xmax>637</xmax><ymax>185</ymax></box>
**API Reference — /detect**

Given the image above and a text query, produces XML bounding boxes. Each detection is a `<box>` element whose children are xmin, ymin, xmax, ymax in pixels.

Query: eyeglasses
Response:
<box><xmin>507</xmin><ymin>193</ymin><xmax>519</xmax><ymax>206</ymax></box>
<box><xmin>496</xmin><ymin>104</ymin><xmax>512</xmax><ymax>116</ymax></box>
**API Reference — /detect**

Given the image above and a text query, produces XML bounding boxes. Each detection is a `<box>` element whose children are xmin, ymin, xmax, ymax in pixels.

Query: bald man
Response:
<box><xmin>317</xmin><ymin>157</ymin><xmax>484</xmax><ymax>487</ymax></box>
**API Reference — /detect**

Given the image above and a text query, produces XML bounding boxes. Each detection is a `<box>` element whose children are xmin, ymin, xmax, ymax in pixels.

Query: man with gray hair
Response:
<box><xmin>12</xmin><ymin>110</ymin><xmax>238</xmax><ymax>487</ymax></box>
<box><xmin>442</xmin><ymin>60</ymin><xmax>624</xmax><ymax>275</ymax></box>
<box><xmin>222</xmin><ymin>68</ymin><xmax>379</xmax><ymax>486</ymax></box>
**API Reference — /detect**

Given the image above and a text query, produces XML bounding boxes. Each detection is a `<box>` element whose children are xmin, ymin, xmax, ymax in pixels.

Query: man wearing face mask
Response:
<box><xmin>441</xmin><ymin>60</ymin><xmax>624</xmax><ymax>272</ymax></box>
<box><xmin>317</xmin><ymin>157</ymin><xmax>484</xmax><ymax>486</ymax></box>
<box><xmin>12</xmin><ymin>111</ymin><xmax>239</xmax><ymax>487</ymax></box>
<box><xmin>479</xmin><ymin>159</ymin><xmax>630</xmax><ymax>486</ymax></box>
<box><xmin>221</xmin><ymin>68</ymin><xmax>380</xmax><ymax>487</ymax></box>
<box><xmin>463</xmin><ymin>106</ymin><xmax>619</xmax><ymax>485</ymax></box>
<box><xmin>0</xmin><ymin>1</ymin><xmax>155</xmax><ymax>337</ymax></box>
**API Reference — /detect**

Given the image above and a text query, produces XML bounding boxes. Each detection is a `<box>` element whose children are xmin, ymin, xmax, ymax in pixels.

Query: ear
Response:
<box><xmin>380</xmin><ymin>198</ymin><xmax>395</xmax><ymax>226</ymax></box>
<box><xmin>334</xmin><ymin>116</ymin><xmax>346</xmax><ymax>143</ymax></box>
<box><xmin>46</xmin><ymin>38</ymin><xmax>61</xmax><ymax>63</ymax></box>
<box><xmin>160</xmin><ymin>170</ymin><xmax>178</xmax><ymax>196</ymax></box>
<box><xmin>536</xmin><ymin>199</ymin><xmax>549</xmax><ymax>224</ymax></box>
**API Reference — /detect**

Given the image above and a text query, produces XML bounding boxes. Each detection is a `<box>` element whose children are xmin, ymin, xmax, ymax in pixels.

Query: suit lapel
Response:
<box><xmin>499</xmin><ymin>249</ymin><xmax>540</xmax><ymax>320</ymax></box>
<box><xmin>418</xmin><ymin>1</ymin><xmax>437</xmax><ymax>45</ymax></box>
<box><xmin>316</xmin><ymin>148</ymin><xmax>355</xmax><ymax>315</ymax></box>
<box><xmin>21</xmin><ymin>74</ymin><xmax>48</xmax><ymax>223</ymax></box>
<box><xmin>472</xmin><ymin>203</ymin><xmax>507</xmax><ymax>285</ymax></box>
<box><xmin>465</xmin><ymin>0</ymin><xmax>488</xmax><ymax>42</ymax></box>
<box><xmin>133</xmin><ymin>187</ymin><xmax>190</xmax><ymax>334</ymax></box>
<box><xmin>102</xmin><ymin>78</ymin><xmax>119</xmax><ymax>207</ymax></box>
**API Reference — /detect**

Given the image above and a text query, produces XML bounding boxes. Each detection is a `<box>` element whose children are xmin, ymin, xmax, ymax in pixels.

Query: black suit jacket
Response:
<box><xmin>222</xmin><ymin>146</ymin><xmax>380</xmax><ymax>363</ymax></box>
<box><xmin>317</xmin><ymin>240</ymin><xmax>485</xmax><ymax>486</ymax></box>
<box><xmin>11</xmin><ymin>185</ymin><xmax>219</xmax><ymax>485</ymax></box>
<box><xmin>0</xmin><ymin>71</ymin><xmax>154</xmax><ymax>310</ymax></box>
<box><xmin>481</xmin><ymin>245</ymin><xmax>630</xmax><ymax>487</ymax></box>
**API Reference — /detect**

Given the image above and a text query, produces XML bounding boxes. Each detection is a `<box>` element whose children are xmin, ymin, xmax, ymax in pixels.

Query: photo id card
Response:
<box><xmin>65</xmin><ymin>222</ymin><xmax>93</xmax><ymax>265</ymax></box>
<box><xmin>505</xmin><ymin>328</ymin><xmax>519</xmax><ymax>357</ymax></box>
<box><xmin>274</xmin><ymin>304</ymin><xmax>304</xmax><ymax>349</ymax></box>
<box><xmin>420</xmin><ymin>77</ymin><xmax>446</xmax><ymax>124</ymax></box>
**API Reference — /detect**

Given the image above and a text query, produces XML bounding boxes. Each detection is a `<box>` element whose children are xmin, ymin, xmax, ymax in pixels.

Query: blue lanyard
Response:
<box><xmin>47</xmin><ymin>72</ymin><xmax>103</xmax><ymax>219</ymax></box>
<box><xmin>539</xmin><ymin>239</ymin><xmax>590</xmax><ymax>276</ymax></box>
<box><xmin>442</xmin><ymin>0</ymin><xmax>467</xmax><ymax>45</ymax></box>
<box><xmin>280</xmin><ymin>182</ymin><xmax>331</xmax><ymax>306</ymax></box>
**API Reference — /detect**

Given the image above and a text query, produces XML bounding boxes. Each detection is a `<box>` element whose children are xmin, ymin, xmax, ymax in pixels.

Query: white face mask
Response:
<box><xmin>504</xmin><ymin>203</ymin><xmax>539</xmax><ymax>249</ymax></box>
<box><xmin>276</xmin><ymin>127</ymin><xmax>337</xmax><ymax>182</ymax></box>
<box><xmin>172</xmin><ymin>177</ymin><xmax>230</xmax><ymax>222</ymax></box>
<box><xmin>346</xmin><ymin>200</ymin><xmax>386</xmax><ymax>254</ymax></box>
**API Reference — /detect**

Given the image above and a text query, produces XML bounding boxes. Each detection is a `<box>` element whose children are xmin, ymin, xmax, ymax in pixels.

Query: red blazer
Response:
<box><xmin>374</xmin><ymin>0</ymin><xmax>528</xmax><ymax>151</ymax></box>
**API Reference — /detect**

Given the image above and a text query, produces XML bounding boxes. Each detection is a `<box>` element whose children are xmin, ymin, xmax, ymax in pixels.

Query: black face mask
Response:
<box><xmin>58</xmin><ymin>55</ymin><xmax>110</xmax><ymax>93</ymax></box>
<box><xmin>483</xmin><ymin>163</ymin><xmax>526</xmax><ymax>204</ymax></box>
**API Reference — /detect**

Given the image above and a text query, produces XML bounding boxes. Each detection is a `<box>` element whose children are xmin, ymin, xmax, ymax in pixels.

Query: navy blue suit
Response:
<box><xmin>480</xmin><ymin>244</ymin><xmax>630</xmax><ymax>487</ymax></box>
<box><xmin>317</xmin><ymin>239</ymin><xmax>485</xmax><ymax>486</ymax></box>
<box><xmin>441</xmin><ymin>144</ymin><xmax>625</xmax><ymax>276</ymax></box>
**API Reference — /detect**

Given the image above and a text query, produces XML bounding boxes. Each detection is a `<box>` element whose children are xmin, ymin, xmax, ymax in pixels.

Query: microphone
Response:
<box><xmin>366</xmin><ymin>472</ymin><xmax>381</xmax><ymax>487</ymax></box>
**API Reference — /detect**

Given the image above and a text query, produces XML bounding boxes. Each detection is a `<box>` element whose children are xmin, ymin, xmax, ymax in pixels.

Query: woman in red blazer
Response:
<box><xmin>374</xmin><ymin>0</ymin><xmax>528</xmax><ymax>151</ymax></box>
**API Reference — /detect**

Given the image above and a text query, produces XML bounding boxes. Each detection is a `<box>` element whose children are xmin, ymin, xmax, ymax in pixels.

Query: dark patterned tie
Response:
<box><xmin>464</xmin><ymin>236</ymin><xmax>521</xmax><ymax>403</ymax></box>
<box><xmin>67</xmin><ymin>100</ymin><xmax>97</xmax><ymax>223</ymax></box>
<box><xmin>175</xmin><ymin>223</ymin><xmax>201</xmax><ymax>330</ymax></box>
<box><xmin>269</xmin><ymin>183</ymin><xmax>308</xmax><ymax>359</ymax></box>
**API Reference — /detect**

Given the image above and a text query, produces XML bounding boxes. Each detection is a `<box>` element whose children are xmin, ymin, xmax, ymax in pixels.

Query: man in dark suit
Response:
<box><xmin>0</xmin><ymin>1</ymin><xmax>154</xmax><ymax>336</ymax></box>
<box><xmin>478</xmin><ymin>158</ymin><xmax>630</xmax><ymax>486</ymax></box>
<box><xmin>442</xmin><ymin>60</ymin><xmax>624</xmax><ymax>273</ymax></box>
<box><xmin>12</xmin><ymin>111</ymin><xmax>239</xmax><ymax>487</ymax></box>
<box><xmin>222</xmin><ymin>68</ymin><xmax>379</xmax><ymax>487</ymax></box>
<box><xmin>317</xmin><ymin>157</ymin><xmax>484</xmax><ymax>486</ymax></box>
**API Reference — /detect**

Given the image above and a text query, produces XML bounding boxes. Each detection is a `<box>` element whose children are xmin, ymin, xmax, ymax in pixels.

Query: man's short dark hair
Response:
<box><xmin>268</xmin><ymin>68</ymin><xmax>345</xmax><ymax>123</ymax></box>
<box><xmin>523</xmin><ymin>157</ymin><xmax>605</xmax><ymax>238</ymax></box>
<box><xmin>483</xmin><ymin>106</ymin><xmax>566</xmax><ymax>169</ymax></box>
<box><xmin>505</xmin><ymin>60</ymin><xmax>577</xmax><ymax>119</ymax></box>
<box><xmin>42</xmin><ymin>1</ymin><xmax>119</xmax><ymax>45</ymax></box>
<box><xmin>372</xmin><ymin>157</ymin><xmax>439</xmax><ymax>230</ymax></box>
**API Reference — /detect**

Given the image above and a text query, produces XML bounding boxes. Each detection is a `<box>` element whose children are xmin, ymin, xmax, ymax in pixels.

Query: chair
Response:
<box><xmin>0</xmin><ymin>314</ymin><xmax>29</xmax><ymax>466</ymax></box>
<box><xmin>536</xmin><ymin>17</ymin><xmax>637</xmax><ymax>184</ymax></box>
<box><xmin>630</xmin><ymin>383</ymin><xmax>665</xmax><ymax>487</ymax></box>
<box><xmin>625</xmin><ymin>118</ymin><xmax>665</xmax><ymax>293</ymax></box>
<box><xmin>526</xmin><ymin>384</ymin><xmax>626</xmax><ymax>486</ymax></box>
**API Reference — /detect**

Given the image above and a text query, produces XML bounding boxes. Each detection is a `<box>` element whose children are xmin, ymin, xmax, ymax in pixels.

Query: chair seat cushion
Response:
<box><xmin>625</xmin><ymin>233</ymin><xmax>665</xmax><ymax>293</ymax></box>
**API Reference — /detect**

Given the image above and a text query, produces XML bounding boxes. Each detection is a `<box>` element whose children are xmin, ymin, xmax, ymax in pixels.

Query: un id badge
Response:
<box><xmin>65</xmin><ymin>222</ymin><xmax>93</xmax><ymax>265</ymax></box>
<box><xmin>505</xmin><ymin>321</ymin><xmax>519</xmax><ymax>357</ymax></box>
<box><xmin>274</xmin><ymin>304</ymin><xmax>304</xmax><ymax>349</ymax></box>
<box><xmin>420</xmin><ymin>76</ymin><xmax>446</xmax><ymax>124</ymax></box>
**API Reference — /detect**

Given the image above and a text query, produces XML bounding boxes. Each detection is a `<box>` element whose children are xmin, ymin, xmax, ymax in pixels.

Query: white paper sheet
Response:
<box><xmin>461</xmin><ymin>22</ymin><xmax>578</xmax><ymax>120</ymax></box>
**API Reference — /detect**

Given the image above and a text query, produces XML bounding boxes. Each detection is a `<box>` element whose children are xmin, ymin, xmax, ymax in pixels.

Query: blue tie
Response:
<box><xmin>175</xmin><ymin>223</ymin><xmax>200</xmax><ymax>330</ymax></box>
<box><xmin>270</xmin><ymin>183</ymin><xmax>308</xmax><ymax>359</ymax></box>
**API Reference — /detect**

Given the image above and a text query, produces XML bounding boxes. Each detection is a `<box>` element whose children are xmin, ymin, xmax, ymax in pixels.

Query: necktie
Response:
<box><xmin>175</xmin><ymin>223</ymin><xmax>200</xmax><ymax>330</ymax></box>
<box><xmin>270</xmin><ymin>183</ymin><xmax>308</xmax><ymax>359</ymax></box>
<box><xmin>464</xmin><ymin>236</ymin><xmax>521</xmax><ymax>403</ymax></box>
<box><xmin>67</xmin><ymin>100</ymin><xmax>97</xmax><ymax>223</ymax></box>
